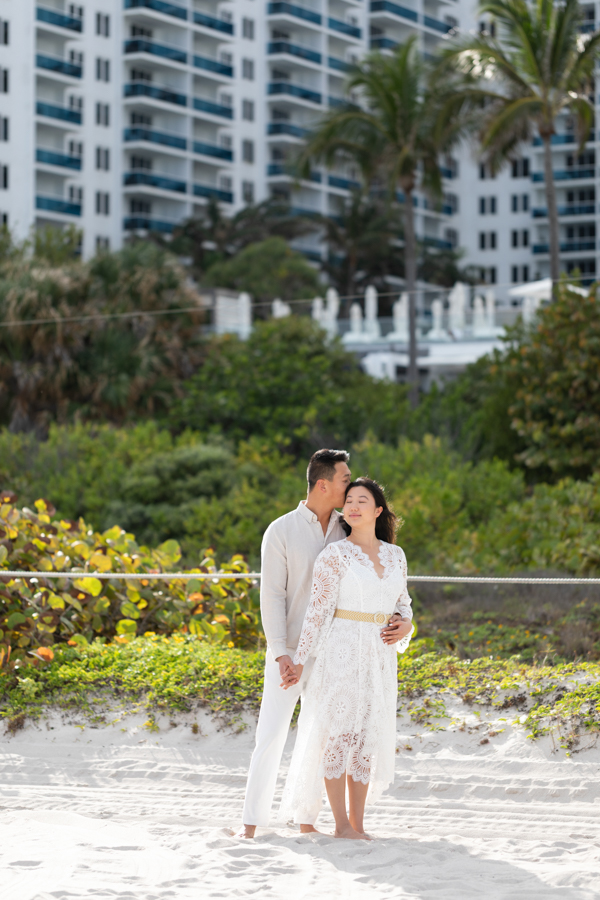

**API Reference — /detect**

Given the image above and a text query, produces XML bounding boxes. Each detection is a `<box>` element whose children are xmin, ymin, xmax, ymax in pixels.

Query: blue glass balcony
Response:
<box><xmin>531</xmin><ymin>168</ymin><xmax>595</xmax><ymax>181</ymax></box>
<box><xmin>193</xmin><ymin>55</ymin><xmax>233</xmax><ymax>77</ymax></box>
<box><xmin>124</xmin><ymin>39</ymin><xmax>187</xmax><ymax>64</ymax></box>
<box><xmin>193</xmin><ymin>184</ymin><xmax>234</xmax><ymax>203</ymax></box>
<box><xmin>328</xmin><ymin>175</ymin><xmax>361</xmax><ymax>190</ymax></box>
<box><xmin>36</xmin><ymin>54</ymin><xmax>82</xmax><ymax>78</ymax></box>
<box><xmin>267</xmin><ymin>3</ymin><xmax>322</xmax><ymax>25</ymax></box>
<box><xmin>328</xmin><ymin>17</ymin><xmax>361</xmax><ymax>38</ymax></box>
<box><xmin>328</xmin><ymin>96</ymin><xmax>346</xmax><ymax>107</ymax></box>
<box><xmin>124</xmin><ymin>82</ymin><xmax>187</xmax><ymax>106</ymax></box>
<box><xmin>533</xmin><ymin>241</ymin><xmax>596</xmax><ymax>253</ymax></box>
<box><xmin>440</xmin><ymin>166</ymin><xmax>457</xmax><ymax>179</ymax></box>
<box><xmin>193</xmin><ymin>141</ymin><xmax>233</xmax><ymax>160</ymax></box>
<box><xmin>268</xmin><ymin>164</ymin><xmax>321</xmax><ymax>182</ymax></box>
<box><xmin>193</xmin><ymin>11</ymin><xmax>234</xmax><ymax>33</ymax></box>
<box><xmin>193</xmin><ymin>97</ymin><xmax>233</xmax><ymax>118</ymax></box>
<box><xmin>124</xmin><ymin>0</ymin><xmax>187</xmax><ymax>20</ymax></box>
<box><xmin>124</xmin><ymin>216</ymin><xmax>176</xmax><ymax>232</ymax></box>
<box><xmin>36</xmin><ymin>148</ymin><xmax>82</xmax><ymax>170</ymax></box>
<box><xmin>124</xmin><ymin>127</ymin><xmax>187</xmax><ymax>149</ymax></box>
<box><xmin>424</xmin><ymin>237</ymin><xmax>454</xmax><ymax>250</ymax></box>
<box><xmin>268</xmin><ymin>82</ymin><xmax>322</xmax><ymax>103</ymax></box>
<box><xmin>328</xmin><ymin>56</ymin><xmax>352</xmax><ymax>71</ymax></box>
<box><xmin>369</xmin><ymin>1</ymin><xmax>418</xmax><ymax>23</ymax></box>
<box><xmin>36</xmin><ymin>6</ymin><xmax>82</xmax><ymax>31</ymax></box>
<box><xmin>423</xmin><ymin>15</ymin><xmax>452</xmax><ymax>33</ymax></box>
<box><xmin>370</xmin><ymin>36</ymin><xmax>399</xmax><ymax>49</ymax></box>
<box><xmin>124</xmin><ymin>172</ymin><xmax>187</xmax><ymax>192</ymax></box>
<box><xmin>36</xmin><ymin>101</ymin><xmax>82</xmax><ymax>124</ymax></box>
<box><xmin>268</xmin><ymin>42</ymin><xmax>322</xmax><ymax>64</ymax></box>
<box><xmin>36</xmin><ymin>196</ymin><xmax>81</xmax><ymax>216</ymax></box>
<box><xmin>267</xmin><ymin>122</ymin><xmax>310</xmax><ymax>138</ymax></box>
<box><xmin>532</xmin><ymin>204</ymin><xmax>595</xmax><ymax>217</ymax></box>
<box><xmin>532</xmin><ymin>133</ymin><xmax>595</xmax><ymax>145</ymax></box>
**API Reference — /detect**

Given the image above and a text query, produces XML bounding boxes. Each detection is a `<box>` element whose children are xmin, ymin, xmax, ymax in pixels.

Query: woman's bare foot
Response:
<box><xmin>300</xmin><ymin>824</ymin><xmax>321</xmax><ymax>834</ymax></box>
<box><xmin>334</xmin><ymin>825</ymin><xmax>371</xmax><ymax>840</ymax></box>
<box><xmin>234</xmin><ymin>824</ymin><xmax>256</xmax><ymax>839</ymax></box>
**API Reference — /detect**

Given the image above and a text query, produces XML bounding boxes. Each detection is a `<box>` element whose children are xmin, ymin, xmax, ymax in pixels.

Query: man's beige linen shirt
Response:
<box><xmin>261</xmin><ymin>501</ymin><xmax>345</xmax><ymax>661</ymax></box>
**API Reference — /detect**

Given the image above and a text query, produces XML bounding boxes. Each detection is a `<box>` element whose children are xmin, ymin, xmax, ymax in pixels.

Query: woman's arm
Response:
<box><xmin>391</xmin><ymin>547</ymin><xmax>414</xmax><ymax>654</ymax></box>
<box><xmin>294</xmin><ymin>545</ymin><xmax>341</xmax><ymax>665</ymax></box>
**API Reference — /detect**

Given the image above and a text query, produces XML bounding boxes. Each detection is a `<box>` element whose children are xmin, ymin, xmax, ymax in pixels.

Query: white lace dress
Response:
<box><xmin>279</xmin><ymin>538</ymin><xmax>414</xmax><ymax>824</ymax></box>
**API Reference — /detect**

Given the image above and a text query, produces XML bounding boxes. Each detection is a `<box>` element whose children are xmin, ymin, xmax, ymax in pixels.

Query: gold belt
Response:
<box><xmin>334</xmin><ymin>609</ymin><xmax>391</xmax><ymax>626</ymax></box>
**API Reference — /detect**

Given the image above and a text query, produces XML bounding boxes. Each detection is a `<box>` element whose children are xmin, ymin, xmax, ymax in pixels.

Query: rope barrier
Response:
<box><xmin>2</xmin><ymin>570</ymin><xmax>600</xmax><ymax>585</ymax></box>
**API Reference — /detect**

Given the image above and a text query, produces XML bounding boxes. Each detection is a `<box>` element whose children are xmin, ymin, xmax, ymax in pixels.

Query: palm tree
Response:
<box><xmin>299</xmin><ymin>38</ymin><xmax>464</xmax><ymax>407</ymax></box>
<box><xmin>442</xmin><ymin>0</ymin><xmax>600</xmax><ymax>290</ymax></box>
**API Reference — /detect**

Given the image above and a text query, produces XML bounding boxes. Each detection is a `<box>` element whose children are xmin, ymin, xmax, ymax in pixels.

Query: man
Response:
<box><xmin>236</xmin><ymin>448</ymin><xmax>407</xmax><ymax>839</ymax></box>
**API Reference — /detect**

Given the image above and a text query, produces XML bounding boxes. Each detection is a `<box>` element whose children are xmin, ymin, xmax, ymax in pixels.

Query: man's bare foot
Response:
<box><xmin>234</xmin><ymin>824</ymin><xmax>256</xmax><ymax>839</ymax></box>
<box><xmin>334</xmin><ymin>825</ymin><xmax>371</xmax><ymax>840</ymax></box>
<box><xmin>300</xmin><ymin>824</ymin><xmax>321</xmax><ymax>834</ymax></box>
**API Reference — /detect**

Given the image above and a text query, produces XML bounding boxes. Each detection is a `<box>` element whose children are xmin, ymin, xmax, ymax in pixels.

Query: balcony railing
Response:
<box><xmin>124</xmin><ymin>0</ymin><xmax>188</xmax><ymax>20</ymax></box>
<box><xmin>532</xmin><ymin>168</ymin><xmax>595</xmax><ymax>181</ymax></box>
<box><xmin>268</xmin><ymin>41</ymin><xmax>322</xmax><ymax>64</ymax></box>
<box><xmin>532</xmin><ymin>204</ymin><xmax>596</xmax><ymax>217</ymax></box>
<box><xmin>36</xmin><ymin>6</ymin><xmax>82</xmax><ymax>31</ymax></box>
<box><xmin>533</xmin><ymin>240</ymin><xmax>596</xmax><ymax>253</ymax></box>
<box><xmin>268</xmin><ymin>81</ymin><xmax>322</xmax><ymax>103</ymax></box>
<box><xmin>423</xmin><ymin>15</ymin><xmax>452</xmax><ymax>33</ymax></box>
<box><xmin>124</xmin><ymin>39</ymin><xmax>187</xmax><ymax>63</ymax></box>
<box><xmin>36</xmin><ymin>101</ymin><xmax>82</xmax><ymax>124</ymax></box>
<box><xmin>328</xmin><ymin>17</ymin><xmax>361</xmax><ymax>38</ymax></box>
<box><xmin>193</xmin><ymin>11</ymin><xmax>234</xmax><ymax>33</ymax></box>
<box><xmin>370</xmin><ymin>1</ymin><xmax>418</xmax><ymax>23</ymax></box>
<box><xmin>124</xmin><ymin>82</ymin><xmax>187</xmax><ymax>106</ymax></box>
<box><xmin>124</xmin><ymin>216</ymin><xmax>176</xmax><ymax>232</ymax></box>
<box><xmin>193</xmin><ymin>183</ymin><xmax>234</xmax><ymax>202</ymax></box>
<box><xmin>328</xmin><ymin>95</ymin><xmax>346</xmax><ymax>107</ymax></box>
<box><xmin>267</xmin><ymin>3</ymin><xmax>322</xmax><ymax>25</ymax></box>
<box><xmin>267</xmin><ymin>163</ymin><xmax>321</xmax><ymax>182</ymax></box>
<box><xmin>36</xmin><ymin>148</ymin><xmax>82</xmax><ymax>170</ymax></box>
<box><xmin>193</xmin><ymin>55</ymin><xmax>233</xmax><ymax>76</ymax></box>
<box><xmin>267</xmin><ymin>122</ymin><xmax>310</xmax><ymax>138</ymax></box>
<box><xmin>193</xmin><ymin>97</ymin><xmax>233</xmax><ymax>118</ymax></box>
<box><xmin>328</xmin><ymin>56</ymin><xmax>352</xmax><ymax>71</ymax></box>
<box><xmin>36</xmin><ymin>54</ymin><xmax>82</xmax><ymax>78</ymax></box>
<box><xmin>328</xmin><ymin>174</ymin><xmax>361</xmax><ymax>190</ymax></box>
<box><xmin>36</xmin><ymin>195</ymin><xmax>81</xmax><ymax>216</ymax></box>
<box><xmin>193</xmin><ymin>141</ymin><xmax>233</xmax><ymax>160</ymax></box>
<box><xmin>531</xmin><ymin>133</ymin><xmax>597</xmax><ymax>145</ymax></box>
<box><xmin>124</xmin><ymin>172</ymin><xmax>187</xmax><ymax>192</ymax></box>
<box><xmin>124</xmin><ymin>127</ymin><xmax>187</xmax><ymax>149</ymax></box>
<box><xmin>370</xmin><ymin>36</ymin><xmax>398</xmax><ymax>49</ymax></box>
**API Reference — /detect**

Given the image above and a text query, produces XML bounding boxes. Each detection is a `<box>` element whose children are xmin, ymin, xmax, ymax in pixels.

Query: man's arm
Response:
<box><xmin>260</xmin><ymin>523</ymin><xmax>289</xmax><ymax>662</ymax></box>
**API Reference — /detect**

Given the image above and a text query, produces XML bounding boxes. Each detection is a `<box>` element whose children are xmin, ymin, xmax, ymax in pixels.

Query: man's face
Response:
<box><xmin>328</xmin><ymin>461</ymin><xmax>352</xmax><ymax>507</ymax></box>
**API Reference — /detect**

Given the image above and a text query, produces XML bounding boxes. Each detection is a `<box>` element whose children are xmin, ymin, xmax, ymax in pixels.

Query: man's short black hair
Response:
<box><xmin>307</xmin><ymin>449</ymin><xmax>350</xmax><ymax>490</ymax></box>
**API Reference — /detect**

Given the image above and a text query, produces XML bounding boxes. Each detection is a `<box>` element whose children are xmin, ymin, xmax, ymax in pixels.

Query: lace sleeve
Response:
<box><xmin>393</xmin><ymin>546</ymin><xmax>414</xmax><ymax>655</ymax></box>
<box><xmin>293</xmin><ymin>544</ymin><xmax>341</xmax><ymax>665</ymax></box>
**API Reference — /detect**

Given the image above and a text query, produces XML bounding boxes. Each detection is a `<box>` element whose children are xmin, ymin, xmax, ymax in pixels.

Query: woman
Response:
<box><xmin>279</xmin><ymin>478</ymin><xmax>414</xmax><ymax>840</ymax></box>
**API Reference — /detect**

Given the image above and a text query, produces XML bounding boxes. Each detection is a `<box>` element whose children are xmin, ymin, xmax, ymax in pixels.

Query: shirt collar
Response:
<box><xmin>297</xmin><ymin>500</ymin><xmax>341</xmax><ymax>535</ymax></box>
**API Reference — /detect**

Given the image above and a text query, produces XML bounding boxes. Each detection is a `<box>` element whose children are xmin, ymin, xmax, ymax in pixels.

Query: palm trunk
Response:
<box><xmin>404</xmin><ymin>188</ymin><xmax>418</xmax><ymax>408</ymax></box>
<box><xmin>543</xmin><ymin>136</ymin><xmax>560</xmax><ymax>294</ymax></box>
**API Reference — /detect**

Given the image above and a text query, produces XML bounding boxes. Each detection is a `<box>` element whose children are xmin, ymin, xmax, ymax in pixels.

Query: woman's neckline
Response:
<box><xmin>343</xmin><ymin>537</ymin><xmax>387</xmax><ymax>579</ymax></box>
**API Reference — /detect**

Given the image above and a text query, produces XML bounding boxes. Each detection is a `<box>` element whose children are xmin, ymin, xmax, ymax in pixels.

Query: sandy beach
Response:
<box><xmin>1</xmin><ymin>700</ymin><xmax>600</xmax><ymax>900</ymax></box>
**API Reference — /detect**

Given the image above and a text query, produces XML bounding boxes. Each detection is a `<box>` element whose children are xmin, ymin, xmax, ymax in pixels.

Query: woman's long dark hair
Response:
<box><xmin>340</xmin><ymin>477</ymin><xmax>399</xmax><ymax>544</ymax></box>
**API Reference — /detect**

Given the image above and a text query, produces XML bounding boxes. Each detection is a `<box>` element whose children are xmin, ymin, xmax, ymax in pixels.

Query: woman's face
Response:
<box><xmin>343</xmin><ymin>487</ymin><xmax>382</xmax><ymax>532</ymax></box>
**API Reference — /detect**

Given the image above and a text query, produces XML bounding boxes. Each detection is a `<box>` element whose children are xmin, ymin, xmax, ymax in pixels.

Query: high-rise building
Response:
<box><xmin>0</xmin><ymin>0</ymin><xmax>460</xmax><ymax>260</ymax></box>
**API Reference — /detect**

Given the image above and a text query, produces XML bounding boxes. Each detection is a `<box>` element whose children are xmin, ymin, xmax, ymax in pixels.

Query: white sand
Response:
<box><xmin>1</xmin><ymin>700</ymin><xmax>600</xmax><ymax>899</ymax></box>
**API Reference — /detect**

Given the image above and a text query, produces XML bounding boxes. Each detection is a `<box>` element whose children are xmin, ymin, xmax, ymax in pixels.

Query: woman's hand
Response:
<box><xmin>381</xmin><ymin>615</ymin><xmax>413</xmax><ymax>645</ymax></box>
<box><xmin>280</xmin><ymin>662</ymin><xmax>304</xmax><ymax>689</ymax></box>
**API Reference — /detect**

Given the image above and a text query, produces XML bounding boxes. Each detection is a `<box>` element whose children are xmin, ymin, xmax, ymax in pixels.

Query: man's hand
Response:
<box><xmin>381</xmin><ymin>614</ymin><xmax>413</xmax><ymax>645</ymax></box>
<box><xmin>276</xmin><ymin>654</ymin><xmax>295</xmax><ymax>680</ymax></box>
<box><xmin>280</xmin><ymin>662</ymin><xmax>303</xmax><ymax>690</ymax></box>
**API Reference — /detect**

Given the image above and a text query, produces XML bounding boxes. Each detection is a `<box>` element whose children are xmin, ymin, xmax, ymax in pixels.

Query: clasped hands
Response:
<box><xmin>278</xmin><ymin>614</ymin><xmax>412</xmax><ymax>690</ymax></box>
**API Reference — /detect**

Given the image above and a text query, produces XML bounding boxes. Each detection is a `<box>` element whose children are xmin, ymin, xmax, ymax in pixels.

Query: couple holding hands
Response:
<box><xmin>236</xmin><ymin>449</ymin><xmax>414</xmax><ymax>840</ymax></box>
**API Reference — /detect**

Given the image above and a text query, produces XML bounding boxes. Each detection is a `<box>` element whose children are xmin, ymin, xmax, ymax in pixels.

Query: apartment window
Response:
<box><xmin>478</xmin><ymin>266</ymin><xmax>497</xmax><ymax>284</ymax></box>
<box><xmin>567</xmin><ymin>259</ymin><xmax>596</xmax><ymax>276</ymax></box>
<box><xmin>1</xmin><ymin>166</ymin><xmax>7</xmax><ymax>189</ymax></box>
<box><xmin>69</xmin><ymin>185</ymin><xmax>82</xmax><ymax>203</ymax></box>
<box><xmin>0</xmin><ymin>20</ymin><xmax>9</xmax><ymax>45</ymax></box>
<box><xmin>522</xmin><ymin>229</ymin><xmax>529</xmax><ymax>247</ymax></box>
<box><xmin>444</xmin><ymin>193</ymin><xmax>458</xmax><ymax>214</ymax></box>
<box><xmin>1</xmin><ymin>213</ymin><xmax>7</xmax><ymax>227</ymax></box>
<box><xmin>242</xmin><ymin>58</ymin><xmax>255</xmax><ymax>80</ymax></box>
<box><xmin>242</xmin><ymin>17</ymin><xmax>255</xmax><ymax>39</ymax></box>
<box><xmin>511</xmin><ymin>229</ymin><xmax>518</xmax><ymax>248</ymax></box>
<box><xmin>479</xmin><ymin>196</ymin><xmax>497</xmax><ymax>214</ymax></box>
<box><xmin>479</xmin><ymin>231</ymin><xmax>496</xmax><ymax>250</ymax></box>
<box><xmin>131</xmin><ymin>69</ymin><xmax>152</xmax><ymax>82</ymax></box>
<box><xmin>522</xmin><ymin>194</ymin><xmax>529</xmax><ymax>211</ymax></box>
<box><xmin>131</xmin><ymin>24</ymin><xmax>152</xmax><ymax>38</ymax></box>
<box><xmin>0</xmin><ymin>117</ymin><xmax>8</xmax><ymax>141</ymax></box>
<box><xmin>511</xmin><ymin>229</ymin><xmax>530</xmax><ymax>247</ymax></box>
<box><xmin>131</xmin><ymin>156</ymin><xmax>152</xmax><ymax>170</ymax></box>
<box><xmin>242</xmin><ymin>139</ymin><xmax>255</xmax><ymax>163</ymax></box>
<box><xmin>96</xmin><ymin>58</ymin><xmax>110</xmax><ymax>82</ymax></box>
<box><xmin>523</xmin><ymin>265</ymin><xmax>529</xmax><ymax>282</ymax></box>
<box><xmin>242</xmin><ymin>180</ymin><xmax>255</xmax><ymax>204</ymax></box>
<box><xmin>95</xmin><ymin>191</ymin><xmax>110</xmax><ymax>215</ymax></box>
<box><xmin>242</xmin><ymin>99</ymin><xmax>255</xmax><ymax>121</ymax></box>
<box><xmin>68</xmin><ymin>5</ymin><xmax>84</xmax><ymax>18</ymax></box>
<box><xmin>96</xmin><ymin>147</ymin><xmax>110</xmax><ymax>170</ymax></box>
<box><xmin>96</xmin><ymin>236</ymin><xmax>110</xmax><ymax>252</ymax></box>
<box><xmin>69</xmin><ymin>95</ymin><xmax>83</xmax><ymax>112</ymax></box>
<box><xmin>130</xmin><ymin>198</ymin><xmax>151</xmax><ymax>214</ymax></box>
<box><xmin>0</xmin><ymin>69</ymin><xmax>8</xmax><ymax>93</ymax></box>
<box><xmin>69</xmin><ymin>140</ymin><xmax>83</xmax><ymax>158</ymax></box>
<box><xmin>130</xmin><ymin>112</ymin><xmax>152</xmax><ymax>126</ymax></box>
<box><xmin>445</xmin><ymin>228</ymin><xmax>458</xmax><ymax>247</ymax></box>
<box><xmin>511</xmin><ymin>158</ymin><xmax>530</xmax><ymax>177</ymax></box>
<box><xmin>96</xmin><ymin>13</ymin><xmax>110</xmax><ymax>37</ymax></box>
<box><xmin>96</xmin><ymin>103</ymin><xmax>110</xmax><ymax>126</ymax></box>
<box><xmin>511</xmin><ymin>265</ymin><xmax>519</xmax><ymax>283</ymax></box>
<box><xmin>566</xmin><ymin>223</ymin><xmax>596</xmax><ymax>239</ymax></box>
<box><xmin>69</xmin><ymin>50</ymin><xmax>83</xmax><ymax>67</ymax></box>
